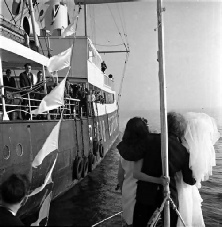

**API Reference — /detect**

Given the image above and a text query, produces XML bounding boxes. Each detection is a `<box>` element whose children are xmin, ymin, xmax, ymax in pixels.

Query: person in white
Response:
<box><xmin>176</xmin><ymin>112</ymin><xmax>220</xmax><ymax>227</ymax></box>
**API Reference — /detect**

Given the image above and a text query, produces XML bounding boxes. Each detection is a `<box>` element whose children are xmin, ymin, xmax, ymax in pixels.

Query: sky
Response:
<box><xmin>75</xmin><ymin>0</ymin><xmax>222</xmax><ymax>117</ymax></box>
<box><xmin>1</xmin><ymin>0</ymin><xmax>222</xmax><ymax>119</ymax></box>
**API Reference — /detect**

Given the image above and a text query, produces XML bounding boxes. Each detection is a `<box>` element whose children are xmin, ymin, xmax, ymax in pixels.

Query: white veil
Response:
<box><xmin>184</xmin><ymin>112</ymin><xmax>220</xmax><ymax>188</ymax></box>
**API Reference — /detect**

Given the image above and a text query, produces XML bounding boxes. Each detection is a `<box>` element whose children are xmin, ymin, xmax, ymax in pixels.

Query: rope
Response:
<box><xmin>107</xmin><ymin>4</ymin><xmax>127</xmax><ymax>51</ymax></box>
<box><xmin>91</xmin><ymin>211</ymin><xmax>122</xmax><ymax>227</ymax></box>
<box><xmin>3</xmin><ymin>0</ymin><xmax>17</xmax><ymax>24</ymax></box>
<box><xmin>117</xmin><ymin>52</ymin><xmax>129</xmax><ymax>106</ymax></box>
<box><xmin>92</xmin><ymin>43</ymin><xmax>125</xmax><ymax>47</ymax></box>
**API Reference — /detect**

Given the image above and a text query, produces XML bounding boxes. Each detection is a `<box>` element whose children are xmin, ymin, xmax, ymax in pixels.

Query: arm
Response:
<box><xmin>117</xmin><ymin>158</ymin><xmax>125</xmax><ymax>192</ymax></box>
<box><xmin>133</xmin><ymin>160</ymin><xmax>169</xmax><ymax>186</ymax></box>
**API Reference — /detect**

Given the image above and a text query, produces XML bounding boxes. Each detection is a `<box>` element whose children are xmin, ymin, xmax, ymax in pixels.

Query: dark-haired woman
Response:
<box><xmin>117</xmin><ymin>117</ymin><xmax>161</xmax><ymax>226</ymax></box>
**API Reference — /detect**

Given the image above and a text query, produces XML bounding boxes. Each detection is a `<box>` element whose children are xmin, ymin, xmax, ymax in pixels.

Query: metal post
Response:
<box><xmin>0</xmin><ymin>55</ymin><xmax>9</xmax><ymax>120</ymax></box>
<box><xmin>84</xmin><ymin>3</ymin><xmax>87</xmax><ymax>37</ymax></box>
<box><xmin>28</xmin><ymin>0</ymin><xmax>40</xmax><ymax>50</ymax></box>
<box><xmin>157</xmin><ymin>0</ymin><xmax>170</xmax><ymax>226</ymax></box>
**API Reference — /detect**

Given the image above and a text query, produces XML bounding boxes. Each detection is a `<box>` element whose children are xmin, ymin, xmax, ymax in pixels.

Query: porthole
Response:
<box><xmin>3</xmin><ymin>145</ymin><xmax>10</xmax><ymax>160</ymax></box>
<box><xmin>16</xmin><ymin>144</ymin><xmax>23</xmax><ymax>156</ymax></box>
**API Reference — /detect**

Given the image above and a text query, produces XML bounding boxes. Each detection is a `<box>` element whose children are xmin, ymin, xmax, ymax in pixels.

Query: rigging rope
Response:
<box><xmin>117</xmin><ymin>52</ymin><xmax>130</xmax><ymax>107</ymax></box>
<box><xmin>107</xmin><ymin>4</ymin><xmax>128</xmax><ymax>51</ymax></box>
<box><xmin>3</xmin><ymin>0</ymin><xmax>17</xmax><ymax>24</ymax></box>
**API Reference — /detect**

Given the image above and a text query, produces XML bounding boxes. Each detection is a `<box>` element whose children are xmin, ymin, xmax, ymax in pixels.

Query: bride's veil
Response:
<box><xmin>184</xmin><ymin>112</ymin><xmax>220</xmax><ymax>188</ymax></box>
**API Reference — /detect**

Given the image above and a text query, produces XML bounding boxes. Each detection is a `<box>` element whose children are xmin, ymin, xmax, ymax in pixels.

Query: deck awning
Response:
<box><xmin>0</xmin><ymin>36</ymin><xmax>49</xmax><ymax>70</ymax></box>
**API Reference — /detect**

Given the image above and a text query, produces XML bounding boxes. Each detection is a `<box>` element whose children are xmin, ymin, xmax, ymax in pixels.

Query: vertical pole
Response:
<box><xmin>84</xmin><ymin>3</ymin><xmax>87</xmax><ymax>37</ymax></box>
<box><xmin>0</xmin><ymin>55</ymin><xmax>9</xmax><ymax>120</ymax></box>
<box><xmin>28</xmin><ymin>0</ymin><xmax>40</xmax><ymax>50</ymax></box>
<box><xmin>157</xmin><ymin>0</ymin><xmax>170</xmax><ymax>226</ymax></box>
<box><xmin>20</xmin><ymin>0</ymin><xmax>25</xmax><ymax>28</ymax></box>
<box><xmin>42</xmin><ymin>65</ymin><xmax>47</xmax><ymax>95</ymax></box>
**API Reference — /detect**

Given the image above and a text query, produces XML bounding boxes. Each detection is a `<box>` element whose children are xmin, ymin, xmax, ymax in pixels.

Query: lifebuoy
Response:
<box><xmin>81</xmin><ymin>156</ymin><xmax>89</xmax><ymax>178</ymax></box>
<box><xmin>99</xmin><ymin>144</ymin><xmax>104</xmax><ymax>158</ymax></box>
<box><xmin>93</xmin><ymin>140</ymin><xmax>99</xmax><ymax>156</ymax></box>
<box><xmin>73</xmin><ymin>157</ymin><xmax>83</xmax><ymax>180</ymax></box>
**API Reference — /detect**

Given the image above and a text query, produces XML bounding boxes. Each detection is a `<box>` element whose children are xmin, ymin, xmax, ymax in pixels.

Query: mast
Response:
<box><xmin>157</xmin><ymin>0</ymin><xmax>170</xmax><ymax>226</ymax></box>
<box><xmin>28</xmin><ymin>0</ymin><xmax>40</xmax><ymax>50</ymax></box>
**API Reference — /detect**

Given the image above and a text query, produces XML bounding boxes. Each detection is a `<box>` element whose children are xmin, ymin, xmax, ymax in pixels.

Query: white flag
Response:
<box><xmin>3</xmin><ymin>112</ymin><xmax>9</xmax><ymax>121</ymax></box>
<box><xmin>61</xmin><ymin>16</ymin><xmax>77</xmax><ymax>38</ymax></box>
<box><xmin>31</xmin><ymin>77</ymin><xmax>67</xmax><ymax>115</ymax></box>
<box><xmin>32</xmin><ymin>120</ymin><xmax>61</xmax><ymax>168</ymax></box>
<box><xmin>31</xmin><ymin>192</ymin><xmax>52</xmax><ymax>226</ymax></box>
<box><xmin>38</xmin><ymin>3</ymin><xmax>50</xmax><ymax>23</ymax></box>
<box><xmin>29</xmin><ymin>154</ymin><xmax>58</xmax><ymax>197</ymax></box>
<box><xmin>47</xmin><ymin>46</ymin><xmax>72</xmax><ymax>73</ymax></box>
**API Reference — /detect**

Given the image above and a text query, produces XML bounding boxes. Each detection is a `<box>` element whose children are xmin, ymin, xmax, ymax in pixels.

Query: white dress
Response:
<box><xmin>120</xmin><ymin>157</ymin><xmax>142</xmax><ymax>225</ymax></box>
<box><xmin>176</xmin><ymin>112</ymin><xmax>220</xmax><ymax>227</ymax></box>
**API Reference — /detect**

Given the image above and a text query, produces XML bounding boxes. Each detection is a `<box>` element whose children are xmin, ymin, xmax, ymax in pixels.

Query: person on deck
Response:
<box><xmin>117</xmin><ymin>117</ymin><xmax>168</xmax><ymax>226</ymax></box>
<box><xmin>101</xmin><ymin>61</ymin><xmax>107</xmax><ymax>73</ymax></box>
<box><xmin>19</xmin><ymin>63</ymin><xmax>35</xmax><ymax>120</ymax></box>
<box><xmin>3</xmin><ymin>69</ymin><xmax>16</xmax><ymax>91</ymax></box>
<box><xmin>175</xmin><ymin>112</ymin><xmax>220</xmax><ymax>227</ymax></box>
<box><xmin>19</xmin><ymin>63</ymin><xmax>34</xmax><ymax>88</ymax></box>
<box><xmin>0</xmin><ymin>174</ymin><xmax>30</xmax><ymax>226</ymax></box>
<box><xmin>118</xmin><ymin>112</ymin><xmax>196</xmax><ymax>227</ymax></box>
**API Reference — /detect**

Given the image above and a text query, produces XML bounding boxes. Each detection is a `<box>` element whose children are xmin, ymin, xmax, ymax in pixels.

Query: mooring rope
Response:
<box><xmin>91</xmin><ymin>211</ymin><xmax>122</xmax><ymax>227</ymax></box>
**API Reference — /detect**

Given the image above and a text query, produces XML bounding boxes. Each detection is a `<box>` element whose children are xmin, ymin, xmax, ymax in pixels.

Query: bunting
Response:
<box><xmin>29</xmin><ymin>154</ymin><xmax>58</xmax><ymax>196</ymax></box>
<box><xmin>61</xmin><ymin>16</ymin><xmax>77</xmax><ymax>38</ymax></box>
<box><xmin>12</xmin><ymin>0</ymin><xmax>21</xmax><ymax>16</ymax></box>
<box><xmin>32</xmin><ymin>120</ymin><xmax>61</xmax><ymax>168</ymax></box>
<box><xmin>47</xmin><ymin>45</ymin><xmax>72</xmax><ymax>73</ymax></box>
<box><xmin>31</xmin><ymin>192</ymin><xmax>52</xmax><ymax>226</ymax></box>
<box><xmin>38</xmin><ymin>2</ymin><xmax>50</xmax><ymax>23</ymax></box>
<box><xmin>31</xmin><ymin>77</ymin><xmax>67</xmax><ymax>115</ymax></box>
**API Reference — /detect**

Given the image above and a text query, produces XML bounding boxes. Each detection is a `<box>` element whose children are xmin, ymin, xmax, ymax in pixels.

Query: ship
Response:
<box><xmin>0</xmin><ymin>0</ymin><xmax>125</xmax><ymax>217</ymax></box>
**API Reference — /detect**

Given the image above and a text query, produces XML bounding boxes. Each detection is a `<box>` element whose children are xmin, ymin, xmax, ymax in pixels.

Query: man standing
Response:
<box><xmin>118</xmin><ymin>112</ymin><xmax>196</xmax><ymax>227</ymax></box>
<box><xmin>19</xmin><ymin>63</ymin><xmax>34</xmax><ymax>119</ymax></box>
<box><xmin>19</xmin><ymin>63</ymin><xmax>34</xmax><ymax>88</ymax></box>
<box><xmin>0</xmin><ymin>174</ymin><xmax>29</xmax><ymax>226</ymax></box>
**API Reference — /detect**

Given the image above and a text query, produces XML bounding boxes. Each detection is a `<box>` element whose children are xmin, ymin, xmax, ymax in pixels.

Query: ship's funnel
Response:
<box><xmin>45</xmin><ymin>3</ymin><xmax>68</xmax><ymax>36</ymax></box>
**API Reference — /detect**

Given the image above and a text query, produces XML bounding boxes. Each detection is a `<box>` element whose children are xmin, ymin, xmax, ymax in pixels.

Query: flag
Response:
<box><xmin>29</xmin><ymin>154</ymin><xmax>58</xmax><ymax>196</ymax></box>
<box><xmin>47</xmin><ymin>46</ymin><xmax>72</xmax><ymax>72</ymax></box>
<box><xmin>31</xmin><ymin>77</ymin><xmax>67</xmax><ymax>114</ymax></box>
<box><xmin>3</xmin><ymin>112</ymin><xmax>9</xmax><ymax>121</ymax></box>
<box><xmin>32</xmin><ymin>120</ymin><xmax>61</xmax><ymax>168</ymax></box>
<box><xmin>12</xmin><ymin>0</ymin><xmax>21</xmax><ymax>16</ymax></box>
<box><xmin>61</xmin><ymin>16</ymin><xmax>77</xmax><ymax>38</ymax></box>
<box><xmin>38</xmin><ymin>3</ymin><xmax>50</xmax><ymax>23</ymax></box>
<box><xmin>31</xmin><ymin>192</ymin><xmax>52</xmax><ymax>226</ymax></box>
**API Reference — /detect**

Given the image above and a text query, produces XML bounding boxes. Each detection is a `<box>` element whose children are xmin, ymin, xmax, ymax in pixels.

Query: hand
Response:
<box><xmin>160</xmin><ymin>176</ymin><xmax>170</xmax><ymax>186</ymax></box>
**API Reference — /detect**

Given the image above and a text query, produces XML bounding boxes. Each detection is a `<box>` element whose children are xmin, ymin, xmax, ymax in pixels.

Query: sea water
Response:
<box><xmin>48</xmin><ymin>108</ymin><xmax>222</xmax><ymax>226</ymax></box>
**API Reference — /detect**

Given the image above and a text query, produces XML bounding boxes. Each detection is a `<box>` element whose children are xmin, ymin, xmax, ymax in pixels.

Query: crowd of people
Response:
<box><xmin>117</xmin><ymin>111</ymin><xmax>219</xmax><ymax>227</ymax></box>
<box><xmin>1</xmin><ymin>63</ymin><xmax>107</xmax><ymax>120</ymax></box>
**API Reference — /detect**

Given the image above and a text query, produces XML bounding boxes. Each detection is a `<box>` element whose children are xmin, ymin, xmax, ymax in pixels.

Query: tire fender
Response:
<box><xmin>73</xmin><ymin>157</ymin><xmax>83</xmax><ymax>180</ymax></box>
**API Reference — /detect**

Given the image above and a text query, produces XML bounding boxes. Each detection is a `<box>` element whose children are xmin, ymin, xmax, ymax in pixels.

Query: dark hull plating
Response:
<box><xmin>0</xmin><ymin>110</ymin><xmax>119</xmax><ymax>217</ymax></box>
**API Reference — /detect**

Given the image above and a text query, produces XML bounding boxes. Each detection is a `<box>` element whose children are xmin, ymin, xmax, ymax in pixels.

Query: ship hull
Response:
<box><xmin>0</xmin><ymin>109</ymin><xmax>119</xmax><ymax>217</ymax></box>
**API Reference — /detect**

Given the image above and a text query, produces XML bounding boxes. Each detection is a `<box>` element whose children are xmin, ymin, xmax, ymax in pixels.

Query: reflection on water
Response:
<box><xmin>48</xmin><ymin>137</ymin><xmax>222</xmax><ymax>227</ymax></box>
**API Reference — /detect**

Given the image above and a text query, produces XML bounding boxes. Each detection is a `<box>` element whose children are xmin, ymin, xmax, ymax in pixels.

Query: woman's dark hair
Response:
<box><xmin>167</xmin><ymin>111</ymin><xmax>187</xmax><ymax>138</ymax></box>
<box><xmin>1</xmin><ymin>174</ymin><xmax>29</xmax><ymax>204</ymax></box>
<box><xmin>122</xmin><ymin>117</ymin><xmax>149</xmax><ymax>143</ymax></box>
